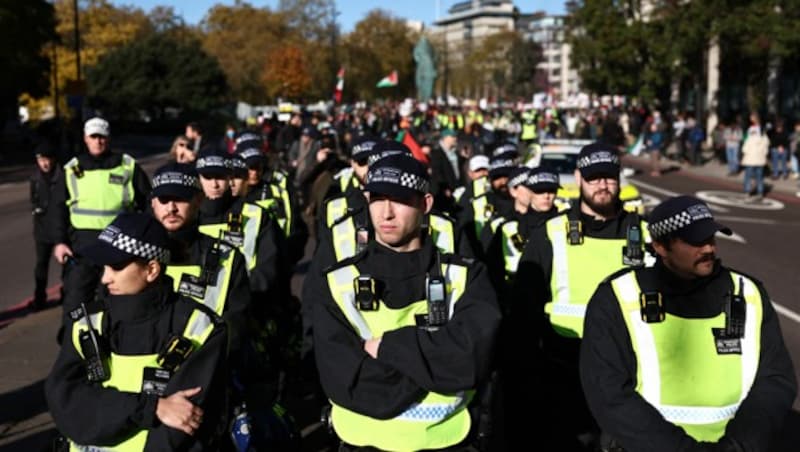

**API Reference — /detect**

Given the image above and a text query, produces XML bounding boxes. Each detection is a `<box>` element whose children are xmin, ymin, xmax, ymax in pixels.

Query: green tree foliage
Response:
<box><xmin>201</xmin><ymin>2</ymin><xmax>296</xmax><ymax>104</ymax></box>
<box><xmin>342</xmin><ymin>10</ymin><xmax>417</xmax><ymax>101</ymax></box>
<box><xmin>87</xmin><ymin>33</ymin><xmax>228</xmax><ymax>118</ymax></box>
<box><xmin>508</xmin><ymin>37</ymin><xmax>545</xmax><ymax>98</ymax></box>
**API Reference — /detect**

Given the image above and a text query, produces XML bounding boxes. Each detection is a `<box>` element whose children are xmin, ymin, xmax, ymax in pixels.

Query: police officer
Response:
<box><xmin>52</xmin><ymin>117</ymin><xmax>152</xmax><ymax>327</ymax></box>
<box><xmin>322</xmin><ymin>135</ymin><xmax>378</xmax><ymax>206</ymax></box>
<box><xmin>150</xmin><ymin>162</ymin><xmax>251</xmax><ymax>352</ymax></box>
<box><xmin>309</xmin><ymin>155</ymin><xmax>501</xmax><ymax>451</ymax></box>
<box><xmin>509</xmin><ymin>141</ymin><xmax>653</xmax><ymax>450</ymax></box>
<box><xmin>453</xmin><ymin>154</ymin><xmax>490</xmax><ymax>208</ymax></box>
<box><xmin>30</xmin><ymin>140</ymin><xmax>62</xmax><ymax>310</ymax></box>
<box><xmin>580</xmin><ymin>196</ymin><xmax>796</xmax><ymax>452</ymax></box>
<box><xmin>228</xmin><ymin>153</ymin><xmax>250</xmax><ymax>198</ymax></box>
<box><xmin>45</xmin><ymin>213</ymin><xmax>228</xmax><ymax>450</ymax></box>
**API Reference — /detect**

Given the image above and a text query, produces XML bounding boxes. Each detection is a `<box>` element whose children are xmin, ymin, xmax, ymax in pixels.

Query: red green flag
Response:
<box><xmin>376</xmin><ymin>70</ymin><xmax>398</xmax><ymax>88</ymax></box>
<box><xmin>397</xmin><ymin>129</ymin><xmax>428</xmax><ymax>165</ymax></box>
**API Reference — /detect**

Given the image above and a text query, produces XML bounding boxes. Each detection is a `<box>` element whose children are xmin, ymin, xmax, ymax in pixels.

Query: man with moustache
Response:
<box><xmin>508</xmin><ymin>142</ymin><xmax>654</xmax><ymax>451</ymax></box>
<box><xmin>580</xmin><ymin>196</ymin><xmax>796</xmax><ymax>452</ymax></box>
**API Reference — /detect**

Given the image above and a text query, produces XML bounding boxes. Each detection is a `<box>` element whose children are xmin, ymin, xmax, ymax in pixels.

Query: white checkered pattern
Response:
<box><xmin>399</xmin><ymin>172</ymin><xmax>429</xmax><ymax>192</ymax></box>
<box><xmin>99</xmin><ymin>230</ymin><xmax>170</xmax><ymax>263</ymax></box>
<box><xmin>152</xmin><ymin>172</ymin><xmax>199</xmax><ymax>190</ymax></box>
<box><xmin>648</xmin><ymin>211</ymin><xmax>693</xmax><ymax>239</ymax></box>
<box><xmin>508</xmin><ymin>172</ymin><xmax>529</xmax><ymax>188</ymax></box>
<box><xmin>367</xmin><ymin>167</ymin><xmax>429</xmax><ymax>193</ymax></box>
<box><xmin>352</xmin><ymin>140</ymin><xmax>377</xmax><ymax>158</ymax></box>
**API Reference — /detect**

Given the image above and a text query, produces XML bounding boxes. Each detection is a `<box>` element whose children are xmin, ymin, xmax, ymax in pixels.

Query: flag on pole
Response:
<box><xmin>376</xmin><ymin>70</ymin><xmax>398</xmax><ymax>88</ymax></box>
<box><xmin>396</xmin><ymin>129</ymin><xmax>428</xmax><ymax>165</ymax></box>
<box><xmin>334</xmin><ymin>67</ymin><xmax>345</xmax><ymax>103</ymax></box>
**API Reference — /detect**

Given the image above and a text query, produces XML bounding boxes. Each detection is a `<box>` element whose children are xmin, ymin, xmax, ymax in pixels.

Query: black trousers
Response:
<box><xmin>34</xmin><ymin>241</ymin><xmax>55</xmax><ymax>302</ymax></box>
<box><xmin>61</xmin><ymin>254</ymin><xmax>102</xmax><ymax>324</ymax></box>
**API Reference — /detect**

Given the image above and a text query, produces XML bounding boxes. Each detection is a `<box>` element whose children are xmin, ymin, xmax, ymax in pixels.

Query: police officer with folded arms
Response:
<box><xmin>510</xmin><ymin>141</ymin><xmax>653</xmax><ymax>450</ymax></box>
<box><xmin>580</xmin><ymin>196</ymin><xmax>796</xmax><ymax>452</ymax></box>
<box><xmin>309</xmin><ymin>155</ymin><xmax>501</xmax><ymax>451</ymax></box>
<box><xmin>45</xmin><ymin>213</ymin><xmax>228</xmax><ymax>451</ymax></box>
<box><xmin>52</xmin><ymin>118</ymin><xmax>152</xmax><ymax>327</ymax></box>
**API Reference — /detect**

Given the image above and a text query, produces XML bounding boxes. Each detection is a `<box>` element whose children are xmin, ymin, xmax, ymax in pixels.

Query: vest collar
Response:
<box><xmin>368</xmin><ymin>238</ymin><xmax>434</xmax><ymax>279</ymax></box>
<box><xmin>199</xmin><ymin>191</ymin><xmax>234</xmax><ymax>223</ymax></box>
<box><xmin>107</xmin><ymin>278</ymin><xmax>172</xmax><ymax>323</ymax></box>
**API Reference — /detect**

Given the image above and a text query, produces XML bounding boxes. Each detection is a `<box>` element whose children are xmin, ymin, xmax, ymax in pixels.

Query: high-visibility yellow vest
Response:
<box><xmin>499</xmin><ymin>220</ymin><xmax>524</xmax><ymax>276</ymax></box>
<box><xmin>326</xmin><ymin>196</ymin><xmax>351</xmax><ymax>229</ymax></box>
<box><xmin>255</xmin><ymin>183</ymin><xmax>291</xmax><ymax>238</ymax></box>
<box><xmin>427</xmin><ymin>213</ymin><xmax>455</xmax><ymax>254</ymax></box>
<box><xmin>69</xmin><ymin>306</ymin><xmax>215</xmax><ymax>451</ymax></box>
<box><xmin>544</xmin><ymin>214</ymin><xmax>652</xmax><ymax>338</ymax></box>
<box><xmin>521</xmin><ymin>111</ymin><xmax>537</xmax><ymax>141</ymax></box>
<box><xmin>325</xmin><ymin>262</ymin><xmax>472</xmax><ymax>451</ymax></box>
<box><xmin>198</xmin><ymin>203</ymin><xmax>262</xmax><ymax>273</ymax></box>
<box><xmin>64</xmin><ymin>154</ymin><xmax>136</xmax><ymax>230</ymax></box>
<box><xmin>267</xmin><ymin>169</ymin><xmax>288</xmax><ymax>192</ymax></box>
<box><xmin>470</xmin><ymin>194</ymin><xmax>494</xmax><ymax>239</ymax></box>
<box><xmin>333</xmin><ymin>167</ymin><xmax>362</xmax><ymax>195</ymax></box>
<box><xmin>609</xmin><ymin>270</ymin><xmax>762</xmax><ymax>441</ymax></box>
<box><xmin>165</xmin><ymin>245</ymin><xmax>236</xmax><ymax>316</ymax></box>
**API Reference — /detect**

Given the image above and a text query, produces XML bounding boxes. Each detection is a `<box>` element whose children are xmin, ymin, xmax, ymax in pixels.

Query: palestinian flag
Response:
<box><xmin>333</xmin><ymin>67</ymin><xmax>345</xmax><ymax>103</ymax></box>
<box><xmin>397</xmin><ymin>129</ymin><xmax>429</xmax><ymax>165</ymax></box>
<box><xmin>376</xmin><ymin>70</ymin><xmax>398</xmax><ymax>88</ymax></box>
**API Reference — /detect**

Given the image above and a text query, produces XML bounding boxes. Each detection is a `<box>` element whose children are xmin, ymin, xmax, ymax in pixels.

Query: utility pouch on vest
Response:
<box><xmin>72</xmin><ymin>164</ymin><xmax>84</xmax><ymax>179</ymax></box>
<box><xmin>484</xmin><ymin>203</ymin><xmax>495</xmax><ymax>219</ymax></box>
<box><xmin>79</xmin><ymin>303</ymin><xmax>110</xmax><ymax>382</ymax></box>
<box><xmin>622</xmin><ymin>224</ymin><xmax>644</xmax><ymax>266</ymax></box>
<box><xmin>356</xmin><ymin>226</ymin><xmax>369</xmax><ymax>254</ymax></box>
<box><xmin>639</xmin><ymin>291</ymin><xmax>665</xmax><ymax>323</ymax></box>
<box><xmin>427</xmin><ymin>276</ymin><xmax>448</xmax><ymax>327</ymax></box>
<box><xmin>354</xmin><ymin>275</ymin><xmax>378</xmax><ymax>311</ymax></box>
<box><xmin>157</xmin><ymin>335</ymin><xmax>194</xmax><ymax>372</ymax></box>
<box><xmin>227</xmin><ymin>212</ymin><xmax>243</xmax><ymax>233</ymax></box>
<box><xmin>202</xmin><ymin>238</ymin><xmax>222</xmax><ymax>285</ymax></box>
<box><xmin>511</xmin><ymin>232</ymin><xmax>526</xmax><ymax>252</ymax></box>
<box><xmin>566</xmin><ymin>220</ymin><xmax>583</xmax><ymax>245</ymax></box>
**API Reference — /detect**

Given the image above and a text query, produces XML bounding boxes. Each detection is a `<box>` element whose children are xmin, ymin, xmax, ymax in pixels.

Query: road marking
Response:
<box><xmin>774</xmin><ymin>301</ymin><xmax>800</xmax><ymax>325</ymax></box>
<box><xmin>630</xmin><ymin>179</ymin><xmax>730</xmax><ymax>213</ymax></box>
<box><xmin>696</xmin><ymin>190</ymin><xmax>785</xmax><ymax>211</ymax></box>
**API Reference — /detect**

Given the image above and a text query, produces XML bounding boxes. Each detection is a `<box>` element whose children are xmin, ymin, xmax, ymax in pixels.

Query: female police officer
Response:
<box><xmin>46</xmin><ymin>213</ymin><xmax>228</xmax><ymax>451</ymax></box>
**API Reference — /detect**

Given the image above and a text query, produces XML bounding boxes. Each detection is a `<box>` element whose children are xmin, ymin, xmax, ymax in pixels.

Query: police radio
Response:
<box><xmin>157</xmin><ymin>335</ymin><xmax>195</xmax><ymax>372</ymax></box>
<box><xmin>78</xmin><ymin>302</ymin><xmax>110</xmax><ymax>382</ymax></box>
<box><xmin>227</xmin><ymin>212</ymin><xmax>243</xmax><ymax>234</ymax></box>
<box><xmin>639</xmin><ymin>291</ymin><xmax>665</xmax><ymax>323</ymax></box>
<box><xmin>354</xmin><ymin>275</ymin><xmax>378</xmax><ymax>311</ymax></box>
<box><xmin>567</xmin><ymin>220</ymin><xmax>583</xmax><ymax>245</ymax></box>
<box><xmin>510</xmin><ymin>232</ymin><xmax>526</xmax><ymax>252</ymax></box>
<box><xmin>202</xmin><ymin>234</ymin><xmax>223</xmax><ymax>285</ymax></box>
<box><xmin>622</xmin><ymin>224</ymin><xmax>644</xmax><ymax>266</ymax></box>
<box><xmin>356</xmin><ymin>226</ymin><xmax>369</xmax><ymax>254</ymax></box>
<box><xmin>726</xmin><ymin>277</ymin><xmax>747</xmax><ymax>338</ymax></box>
<box><xmin>426</xmin><ymin>276</ymin><xmax>448</xmax><ymax>327</ymax></box>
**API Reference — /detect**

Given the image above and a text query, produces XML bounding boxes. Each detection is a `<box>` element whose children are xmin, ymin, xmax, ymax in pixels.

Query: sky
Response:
<box><xmin>111</xmin><ymin>0</ymin><xmax>567</xmax><ymax>32</ymax></box>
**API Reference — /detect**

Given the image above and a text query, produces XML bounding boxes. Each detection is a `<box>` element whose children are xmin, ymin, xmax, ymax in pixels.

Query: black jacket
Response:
<box><xmin>310</xmin><ymin>239</ymin><xmax>501</xmax><ymax>419</ymax></box>
<box><xmin>429</xmin><ymin>144</ymin><xmax>465</xmax><ymax>211</ymax></box>
<box><xmin>31</xmin><ymin>166</ymin><xmax>64</xmax><ymax>243</ymax></box>
<box><xmin>45</xmin><ymin>278</ymin><xmax>228</xmax><ymax>451</ymax></box>
<box><xmin>52</xmin><ymin>151</ymin><xmax>151</xmax><ymax>248</ymax></box>
<box><xmin>580</xmin><ymin>261</ymin><xmax>797</xmax><ymax>452</ymax></box>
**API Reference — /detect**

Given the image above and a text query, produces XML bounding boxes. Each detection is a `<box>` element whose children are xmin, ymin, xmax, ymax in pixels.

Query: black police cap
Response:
<box><xmin>365</xmin><ymin>154</ymin><xmax>429</xmax><ymax>200</ymax></box>
<box><xmin>151</xmin><ymin>162</ymin><xmax>200</xmax><ymax>201</ymax></box>
<box><xmin>81</xmin><ymin>213</ymin><xmax>170</xmax><ymax>266</ymax></box>
<box><xmin>648</xmin><ymin>195</ymin><xmax>732</xmax><ymax>245</ymax></box>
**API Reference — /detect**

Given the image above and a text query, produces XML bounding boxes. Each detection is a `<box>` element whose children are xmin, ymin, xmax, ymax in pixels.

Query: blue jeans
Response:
<box><xmin>743</xmin><ymin>166</ymin><xmax>764</xmax><ymax>195</ymax></box>
<box><xmin>725</xmin><ymin>145</ymin><xmax>739</xmax><ymax>173</ymax></box>
<box><xmin>770</xmin><ymin>148</ymin><xmax>789</xmax><ymax>178</ymax></box>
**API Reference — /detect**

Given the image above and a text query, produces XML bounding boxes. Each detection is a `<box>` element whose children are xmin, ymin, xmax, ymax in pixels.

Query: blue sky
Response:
<box><xmin>111</xmin><ymin>1</ymin><xmax>566</xmax><ymax>32</ymax></box>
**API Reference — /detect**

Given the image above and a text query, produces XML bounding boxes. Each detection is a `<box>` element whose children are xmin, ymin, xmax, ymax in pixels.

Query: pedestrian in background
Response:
<box><xmin>723</xmin><ymin>119</ymin><xmax>743</xmax><ymax>176</ymax></box>
<box><xmin>741</xmin><ymin>116</ymin><xmax>769</xmax><ymax>201</ymax></box>
<box><xmin>30</xmin><ymin>140</ymin><xmax>62</xmax><ymax>310</ymax></box>
<box><xmin>168</xmin><ymin>135</ymin><xmax>195</xmax><ymax>164</ymax></box>
<box><xmin>768</xmin><ymin>119</ymin><xmax>790</xmax><ymax>180</ymax></box>
<box><xmin>644</xmin><ymin>120</ymin><xmax>663</xmax><ymax>177</ymax></box>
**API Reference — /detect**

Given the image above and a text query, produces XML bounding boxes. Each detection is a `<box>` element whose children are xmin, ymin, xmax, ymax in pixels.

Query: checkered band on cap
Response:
<box><xmin>196</xmin><ymin>155</ymin><xmax>227</xmax><ymax>169</ymax></box>
<box><xmin>367</xmin><ymin>167</ymin><xmax>430</xmax><ymax>193</ymax></box>
<box><xmin>577</xmin><ymin>151</ymin><xmax>620</xmax><ymax>169</ymax></box>
<box><xmin>235</xmin><ymin>133</ymin><xmax>260</xmax><ymax>145</ymax></box>
<box><xmin>648</xmin><ymin>203</ymin><xmax>713</xmax><ymax>239</ymax></box>
<box><xmin>98</xmin><ymin>226</ymin><xmax>170</xmax><ymax>263</ymax></box>
<box><xmin>239</xmin><ymin>148</ymin><xmax>262</xmax><ymax>160</ymax></box>
<box><xmin>152</xmin><ymin>172</ymin><xmax>200</xmax><ymax>190</ymax></box>
<box><xmin>490</xmin><ymin>158</ymin><xmax>515</xmax><ymax>170</ymax></box>
<box><xmin>508</xmin><ymin>171</ymin><xmax>530</xmax><ymax>188</ymax></box>
<box><xmin>528</xmin><ymin>172</ymin><xmax>559</xmax><ymax>185</ymax></box>
<box><xmin>493</xmin><ymin>144</ymin><xmax>517</xmax><ymax>157</ymax></box>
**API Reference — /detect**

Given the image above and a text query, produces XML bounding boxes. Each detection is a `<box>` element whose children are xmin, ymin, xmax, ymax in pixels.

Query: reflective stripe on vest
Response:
<box><xmin>428</xmin><ymin>214</ymin><xmax>455</xmax><ymax>254</ymax></box>
<box><xmin>610</xmin><ymin>271</ymin><xmax>762</xmax><ymax>441</ymax></box>
<box><xmin>331</xmin><ymin>216</ymin><xmax>357</xmax><ymax>262</ymax></box>
<box><xmin>452</xmin><ymin>186</ymin><xmax>466</xmax><ymax>203</ymax></box>
<box><xmin>325</xmin><ymin>263</ymin><xmax>472</xmax><ymax>450</ymax></box>
<box><xmin>69</xmin><ymin>307</ymin><xmax>214</xmax><ymax>451</ymax></box>
<box><xmin>472</xmin><ymin>177</ymin><xmax>488</xmax><ymax>199</ymax></box>
<box><xmin>255</xmin><ymin>185</ymin><xmax>290</xmax><ymax>237</ymax></box>
<box><xmin>326</xmin><ymin>197</ymin><xmax>350</xmax><ymax>228</ymax></box>
<box><xmin>198</xmin><ymin>205</ymin><xmax>261</xmax><ymax>273</ymax></box>
<box><xmin>471</xmin><ymin>195</ymin><xmax>491</xmax><ymax>239</ymax></box>
<box><xmin>544</xmin><ymin>215</ymin><xmax>652</xmax><ymax>338</ymax></box>
<box><xmin>269</xmin><ymin>170</ymin><xmax>287</xmax><ymax>191</ymax></box>
<box><xmin>65</xmin><ymin>154</ymin><xmax>135</xmax><ymax>230</ymax></box>
<box><xmin>165</xmin><ymin>247</ymin><xmax>235</xmax><ymax>316</ymax></box>
<box><xmin>500</xmin><ymin>220</ymin><xmax>522</xmax><ymax>275</ymax></box>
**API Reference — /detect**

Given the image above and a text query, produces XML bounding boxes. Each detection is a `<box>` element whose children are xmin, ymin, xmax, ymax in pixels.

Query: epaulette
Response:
<box><xmin>176</xmin><ymin>294</ymin><xmax>225</xmax><ymax>327</ymax></box>
<box><xmin>440</xmin><ymin>252</ymin><xmax>475</xmax><ymax>267</ymax></box>
<box><xmin>330</xmin><ymin>206</ymin><xmax>365</xmax><ymax>227</ymax></box>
